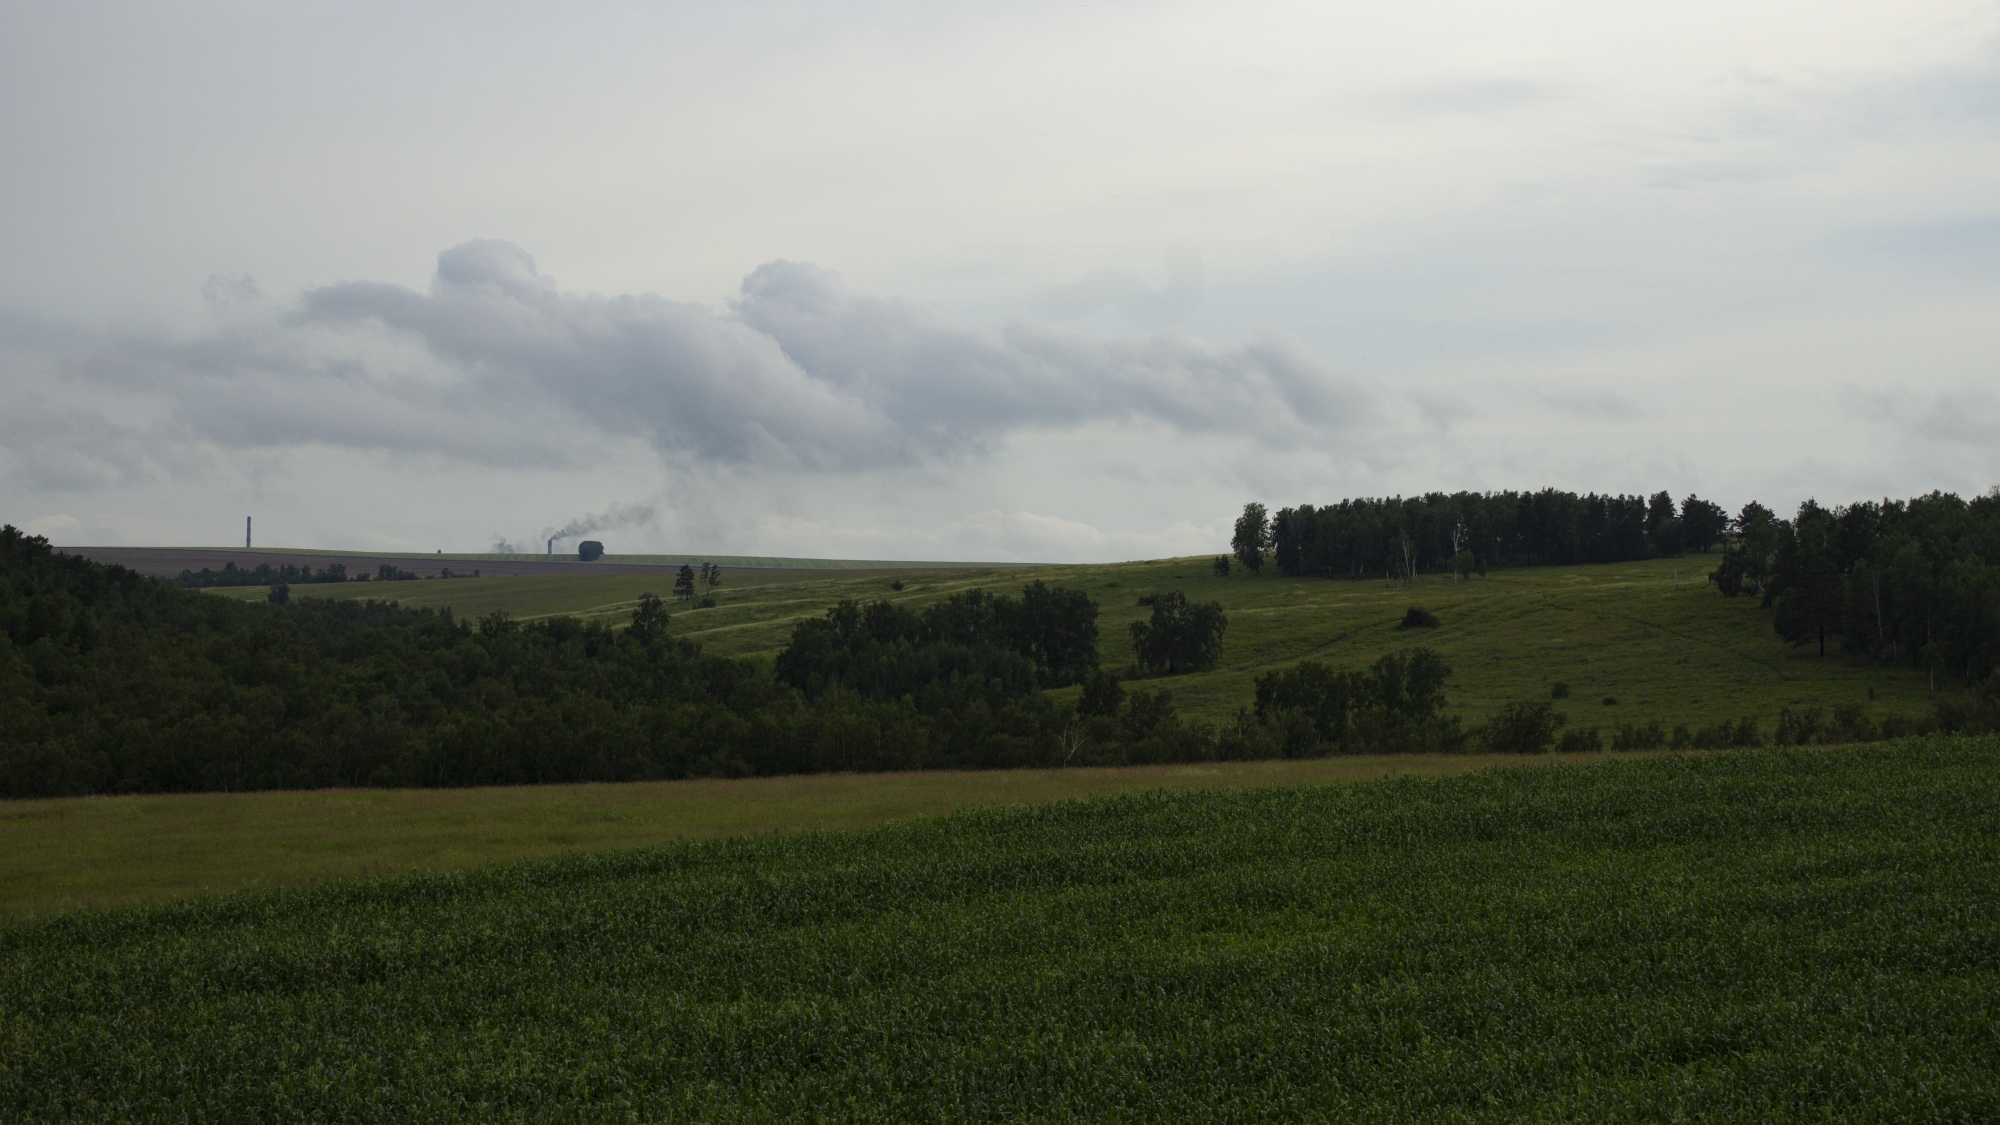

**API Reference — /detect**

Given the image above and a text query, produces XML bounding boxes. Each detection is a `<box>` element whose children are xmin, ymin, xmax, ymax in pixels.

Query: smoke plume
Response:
<box><xmin>543</xmin><ymin>503</ymin><xmax>656</xmax><ymax>545</ymax></box>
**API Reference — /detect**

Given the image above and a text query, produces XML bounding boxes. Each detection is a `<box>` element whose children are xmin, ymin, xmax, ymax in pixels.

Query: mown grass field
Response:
<box><xmin>215</xmin><ymin>554</ymin><xmax>1935</xmax><ymax>732</ymax></box>
<box><xmin>0</xmin><ymin>751</ymin><xmax>1677</xmax><ymax>921</ymax></box>
<box><xmin>4</xmin><ymin>738</ymin><xmax>1994</xmax><ymax>1120</ymax></box>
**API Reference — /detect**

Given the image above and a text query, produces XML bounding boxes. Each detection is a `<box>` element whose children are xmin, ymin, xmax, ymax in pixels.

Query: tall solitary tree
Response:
<box><xmin>628</xmin><ymin>592</ymin><xmax>671</xmax><ymax>645</ymax></box>
<box><xmin>673</xmin><ymin>564</ymin><xmax>697</xmax><ymax>605</ymax></box>
<box><xmin>1232</xmin><ymin>503</ymin><xmax>1269</xmax><ymax>575</ymax></box>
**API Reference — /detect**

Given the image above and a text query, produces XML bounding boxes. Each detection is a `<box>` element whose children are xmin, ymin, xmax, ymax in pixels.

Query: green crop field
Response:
<box><xmin>4</xmin><ymin>738</ymin><xmax>1995</xmax><ymax>1120</ymax></box>
<box><xmin>0</xmin><ymin>751</ymin><xmax>1676</xmax><ymax>921</ymax></box>
<box><xmin>213</xmin><ymin>554</ymin><xmax>1934</xmax><ymax>732</ymax></box>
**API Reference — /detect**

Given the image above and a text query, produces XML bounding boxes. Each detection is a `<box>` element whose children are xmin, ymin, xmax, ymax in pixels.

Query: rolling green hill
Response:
<box><xmin>5</xmin><ymin>739</ymin><xmax>1995</xmax><ymax>1120</ymax></box>
<box><xmin>213</xmin><ymin>554</ymin><xmax>1934</xmax><ymax>733</ymax></box>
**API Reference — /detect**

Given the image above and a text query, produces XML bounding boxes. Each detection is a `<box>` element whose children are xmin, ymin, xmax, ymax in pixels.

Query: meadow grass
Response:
<box><xmin>4</xmin><ymin>737</ymin><xmax>1994</xmax><ymax>1120</ymax></box>
<box><xmin>0</xmin><ymin>752</ymin><xmax>1673</xmax><ymax>920</ymax></box>
<box><xmin>215</xmin><ymin>554</ymin><xmax>1935</xmax><ymax>731</ymax></box>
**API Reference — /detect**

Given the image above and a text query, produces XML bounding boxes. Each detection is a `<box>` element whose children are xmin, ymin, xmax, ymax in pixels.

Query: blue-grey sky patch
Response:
<box><xmin>1824</xmin><ymin>214</ymin><xmax>2000</xmax><ymax>278</ymax></box>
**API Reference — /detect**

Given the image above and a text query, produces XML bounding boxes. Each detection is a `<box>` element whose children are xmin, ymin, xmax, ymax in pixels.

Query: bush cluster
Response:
<box><xmin>1228</xmin><ymin>649</ymin><xmax>1464</xmax><ymax>757</ymax></box>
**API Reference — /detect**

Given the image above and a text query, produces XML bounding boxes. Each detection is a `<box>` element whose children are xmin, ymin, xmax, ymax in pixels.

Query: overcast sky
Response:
<box><xmin>3</xmin><ymin>1</ymin><xmax>1997</xmax><ymax>560</ymax></box>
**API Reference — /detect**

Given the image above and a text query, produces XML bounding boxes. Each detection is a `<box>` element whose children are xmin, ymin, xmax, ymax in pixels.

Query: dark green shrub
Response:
<box><xmin>1481</xmin><ymin>701</ymin><xmax>1566</xmax><ymax>754</ymax></box>
<box><xmin>1251</xmin><ymin>649</ymin><xmax>1462</xmax><ymax>755</ymax></box>
<box><xmin>1774</xmin><ymin>707</ymin><xmax>1825</xmax><ymax>746</ymax></box>
<box><xmin>1829</xmin><ymin>702</ymin><xmax>1876</xmax><ymax>743</ymax></box>
<box><xmin>1687</xmin><ymin>717</ymin><xmax>1760</xmax><ymax>749</ymax></box>
<box><xmin>1612</xmin><ymin>719</ymin><xmax>1666</xmax><ymax>751</ymax></box>
<box><xmin>1078</xmin><ymin>670</ymin><xmax>1124</xmax><ymax>718</ymax></box>
<box><xmin>1129</xmin><ymin>591</ymin><xmax>1226</xmax><ymax>675</ymax></box>
<box><xmin>1556</xmin><ymin>727</ymin><xmax>1602</xmax><ymax>753</ymax></box>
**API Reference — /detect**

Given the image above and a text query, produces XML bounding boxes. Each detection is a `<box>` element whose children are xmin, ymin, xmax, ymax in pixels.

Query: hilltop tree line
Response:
<box><xmin>177</xmin><ymin>561</ymin><xmax>352</xmax><ymax>588</ymax></box>
<box><xmin>1231</xmin><ymin>490</ymin><xmax>1729</xmax><ymax>579</ymax></box>
<box><xmin>176</xmin><ymin>561</ymin><xmax>466</xmax><ymax>588</ymax></box>
<box><xmin>1225</xmin><ymin>486</ymin><xmax>2000</xmax><ymax>726</ymax></box>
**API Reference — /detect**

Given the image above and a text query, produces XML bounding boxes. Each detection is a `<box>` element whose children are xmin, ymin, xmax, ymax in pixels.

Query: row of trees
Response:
<box><xmin>174</xmin><ymin>561</ymin><xmax>471</xmax><ymax>587</ymax></box>
<box><xmin>1230</xmin><ymin>490</ymin><xmax>1730</xmax><ymax>579</ymax></box>
<box><xmin>1223</xmin><ymin>483</ymin><xmax>1999</xmax><ymax>699</ymax></box>
<box><xmin>1713</xmin><ymin>491</ymin><xmax>2000</xmax><ymax>686</ymax></box>
<box><xmin>176</xmin><ymin>561</ymin><xmax>352</xmax><ymax>588</ymax></box>
<box><xmin>672</xmin><ymin>562</ymin><xmax>723</xmax><ymax>605</ymax></box>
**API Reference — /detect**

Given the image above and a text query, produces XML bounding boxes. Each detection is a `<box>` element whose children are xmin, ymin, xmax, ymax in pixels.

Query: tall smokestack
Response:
<box><xmin>246</xmin><ymin>516</ymin><xmax>252</xmax><ymax>549</ymax></box>
<box><xmin>547</xmin><ymin>536</ymin><xmax>554</xmax><ymax>555</ymax></box>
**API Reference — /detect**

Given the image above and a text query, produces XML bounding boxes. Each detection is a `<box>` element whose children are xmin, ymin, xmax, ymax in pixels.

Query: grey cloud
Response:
<box><xmin>202</xmin><ymin>273</ymin><xmax>261</xmax><ymax>307</ymax></box>
<box><xmin>89</xmin><ymin>308</ymin><xmax>584</xmax><ymax>469</ymax></box>
<box><xmin>736</xmin><ymin>256</ymin><xmax>1367</xmax><ymax>453</ymax></box>
<box><xmin>1029</xmin><ymin>250</ymin><xmax>1203</xmax><ymax>328</ymax></box>
<box><xmin>1849</xmin><ymin>386</ymin><xmax>2000</xmax><ymax>453</ymax></box>
<box><xmin>0</xmin><ymin>394</ymin><xmax>175</xmax><ymax>492</ymax></box>
<box><xmin>1532</xmin><ymin>387</ymin><xmax>1642</xmax><ymax>421</ymax></box>
<box><xmin>1409</xmin><ymin>389</ymin><xmax>1477</xmax><ymax>431</ymax></box>
<box><xmin>301</xmin><ymin>244</ymin><xmax>903</xmax><ymax>470</ymax></box>
<box><xmin>4</xmin><ymin>241</ymin><xmax>1376</xmax><ymax>488</ymax></box>
<box><xmin>1909</xmin><ymin>390</ymin><xmax>2000</xmax><ymax>447</ymax></box>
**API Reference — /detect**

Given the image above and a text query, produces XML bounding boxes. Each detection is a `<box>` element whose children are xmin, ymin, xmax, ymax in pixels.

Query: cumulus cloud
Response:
<box><xmin>3</xmin><ymin>241</ymin><xmax>1376</xmax><ymax>490</ymax></box>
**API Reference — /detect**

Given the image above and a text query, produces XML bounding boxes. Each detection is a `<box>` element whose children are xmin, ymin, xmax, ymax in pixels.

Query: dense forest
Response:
<box><xmin>0</xmin><ymin>527</ymin><xmax>1227</xmax><ymax>797</ymax></box>
<box><xmin>1713</xmin><ymin>492</ymin><xmax>2000</xmax><ymax>694</ymax></box>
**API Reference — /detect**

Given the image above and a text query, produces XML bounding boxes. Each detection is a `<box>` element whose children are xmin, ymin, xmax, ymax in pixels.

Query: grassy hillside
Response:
<box><xmin>0</xmin><ymin>751</ymin><xmax>1673</xmax><ymax>920</ymax></box>
<box><xmin>5</xmin><ymin>738</ymin><xmax>1995</xmax><ymax>1120</ymax></box>
<box><xmin>215</xmin><ymin>554</ymin><xmax>1935</xmax><ymax>731</ymax></box>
